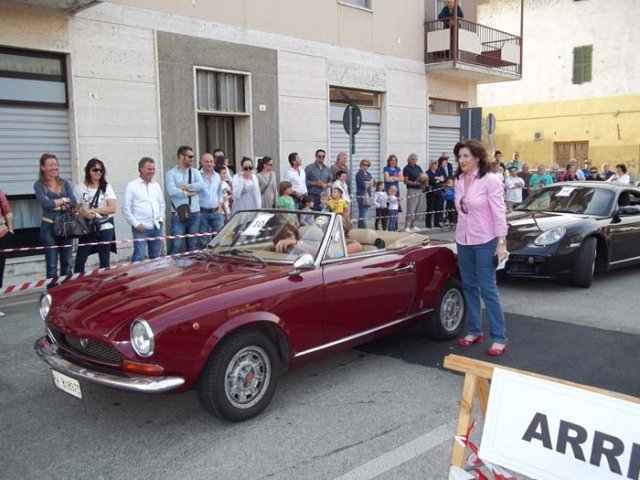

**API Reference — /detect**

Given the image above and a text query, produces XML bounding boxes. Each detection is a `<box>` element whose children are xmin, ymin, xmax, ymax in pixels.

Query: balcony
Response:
<box><xmin>425</xmin><ymin>19</ymin><xmax>522</xmax><ymax>83</ymax></box>
<box><xmin>7</xmin><ymin>0</ymin><xmax>102</xmax><ymax>12</ymax></box>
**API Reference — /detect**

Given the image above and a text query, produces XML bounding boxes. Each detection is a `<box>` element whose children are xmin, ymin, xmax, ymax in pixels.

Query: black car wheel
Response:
<box><xmin>422</xmin><ymin>278</ymin><xmax>466</xmax><ymax>340</ymax></box>
<box><xmin>197</xmin><ymin>331</ymin><xmax>281</xmax><ymax>422</ymax></box>
<box><xmin>572</xmin><ymin>236</ymin><xmax>597</xmax><ymax>288</ymax></box>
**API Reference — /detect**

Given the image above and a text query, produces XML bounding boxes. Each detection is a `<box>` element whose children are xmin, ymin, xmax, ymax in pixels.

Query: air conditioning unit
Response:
<box><xmin>533</xmin><ymin>131</ymin><xmax>543</xmax><ymax>141</ymax></box>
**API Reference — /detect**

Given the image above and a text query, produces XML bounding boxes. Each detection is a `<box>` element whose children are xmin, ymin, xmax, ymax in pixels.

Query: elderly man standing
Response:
<box><xmin>403</xmin><ymin>153</ymin><xmax>425</xmax><ymax>232</ymax></box>
<box><xmin>505</xmin><ymin>151</ymin><xmax>523</xmax><ymax>172</ymax></box>
<box><xmin>305</xmin><ymin>149</ymin><xmax>332</xmax><ymax>211</ymax></box>
<box><xmin>122</xmin><ymin>157</ymin><xmax>166</xmax><ymax>262</ymax></box>
<box><xmin>198</xmin><ymin>153</ymin><xmax>225</xmax><ymax>248</ymax></box>
<box><xmin>331</xmin><ymin>152</ymin><xmax>349</xmax><ymax>185</ymax></box>
<box><xmin>283</xmin><ymin>152</ymin><xmax>307</xmax><ymax>208</ymax></box>
<box><xmin>166</xmin><ymin>145</ymin><xmax>205</xmax><ymax>254</ymax></box>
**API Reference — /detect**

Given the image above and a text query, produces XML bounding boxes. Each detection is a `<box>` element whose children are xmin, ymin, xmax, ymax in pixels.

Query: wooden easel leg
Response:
<box><xmin>450</xmin><ymin>372</ymin><xmax>478</xmax><ymax>467</ymax></box>
<box><xmin>477</xmin><ymin>377</ymin><xmax>490</xmax><ymax>419</ymax></box>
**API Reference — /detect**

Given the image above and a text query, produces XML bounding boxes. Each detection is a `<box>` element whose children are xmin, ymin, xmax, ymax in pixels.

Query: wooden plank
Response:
<box><xmin>477</xmin><ymin>377</ymin><xmax>490</xmax><ymax>418</ymax></box>
<box><xmin>450</xmin><ymin>372</ymin><xmax>478</xmax><ymax>467</ymax></box>
<box><xmin>443</xmin><ymin>354</ymin><xmax>640</xmax><ymax>404</ymax></box>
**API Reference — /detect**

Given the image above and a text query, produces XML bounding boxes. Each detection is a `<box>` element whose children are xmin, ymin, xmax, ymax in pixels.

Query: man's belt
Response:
<box><xmin>200</xmin><ymin>207</ymin><xmax>219</xmax><ymax>213</ymax></box>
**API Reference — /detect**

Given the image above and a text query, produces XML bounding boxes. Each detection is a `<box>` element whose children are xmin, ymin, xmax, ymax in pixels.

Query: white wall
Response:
<box><xmin>477</xmin><ymin>0</ymin><xmax>640</xmax><ymax>105</ymax></box>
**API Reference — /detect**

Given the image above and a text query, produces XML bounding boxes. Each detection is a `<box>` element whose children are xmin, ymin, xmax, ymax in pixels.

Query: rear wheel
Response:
<box><xmin>421</xmin><ymin>278</ymin><xmax>466</xmax><ymax>340</ymax></box>
<box><xmin>197</xmin><ymin>331</ymin><xmax>281</xmax><ymax>422</ymax></box>
<box><xmin>572</xmin><ymin>237</ymin><xmax>597</xmax><ymax>288</ymax></box>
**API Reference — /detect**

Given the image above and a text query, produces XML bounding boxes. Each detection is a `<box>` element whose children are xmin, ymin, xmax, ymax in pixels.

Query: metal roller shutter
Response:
<box><xmin>0</xmin><ymin>105</ymin><xmax>71</xmax><ymax>196</ymax></box>
<box><xmin>329</xmin><ymin>122</ymin><xmax>380</xmax><ymax>194</ymax></box>
<box><xmin>428</xmin><ymin>126</ymin><xmax>459</xmax><ymax>169</ymax></box>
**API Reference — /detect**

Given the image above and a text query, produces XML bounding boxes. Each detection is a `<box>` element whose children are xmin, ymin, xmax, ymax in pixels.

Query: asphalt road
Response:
<box><xmin>1</xmin><ymin>263</ymin><xmax>639</xmax><ymax>479</ymax></box>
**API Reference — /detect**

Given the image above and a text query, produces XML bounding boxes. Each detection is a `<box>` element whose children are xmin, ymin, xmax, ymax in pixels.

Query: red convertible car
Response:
<box><xmin>35</xmin><ymin>210</ymin><xmax>465</xmax><ymax>421</ymax></box>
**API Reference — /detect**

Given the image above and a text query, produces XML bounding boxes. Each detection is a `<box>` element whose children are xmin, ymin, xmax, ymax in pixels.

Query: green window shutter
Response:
<box><xmin>572</xmin><ymin>45</ymin><xmax>592</xmax><ymax>85</ymax></box>
<box><xmin>572</xmin><ymin>47</ymin><xmax>583</xmax><ymax>84</ymax></box>
<box><xmin>583</xmin><ymin>45</ymin><xmax>593</xmax><ymax>83</ymax></box>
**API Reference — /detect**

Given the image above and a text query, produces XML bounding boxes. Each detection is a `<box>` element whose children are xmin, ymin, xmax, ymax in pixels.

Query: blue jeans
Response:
<box><xmin>388</xmin><ymin>210</ymin><xmax>398</xmax><ymax>231</ymax></box>
<box><xmin>199</xmin><ymin>211</ymin><xmax>224</xmax><ymax>248</ymax></box>
<box><xmin>169</xmin><ymin>212</ymin><xmax>201</xmax><ymax>254</ymax></box>
<box><xmin>74</xmin><ymin>227</ymin><xmax>115</xmax><ymax>273</ymax></box>
<box><xmin>357</xmin><ymin>198</ymin><xmax>368</xmax><ymax>229</ymax></box>
<box><xmin>457</xmin><ymin>238</ymin><xmax>507</xmax><ymax>344</ymax></box>
<box><xmin>132</xmin><ymin>226</ymin><xmax>162</xmax><ymax>262</ymax></box>
<box><xmin>40</xmin><ymin>222</ymin><xmax>73</xmax><ymax>279</ymax></box>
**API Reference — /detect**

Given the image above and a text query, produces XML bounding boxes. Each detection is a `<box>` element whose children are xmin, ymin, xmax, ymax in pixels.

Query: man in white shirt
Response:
<box><xmin>282</xmin><ymin>152</ymin><xmax>307</xmax><ymax>208</ymax></box>
<box><xmin>504</xmin><ymin>166</ymin><xmax>525</xmax><ymax>211</ymax></box>
<box><xmin>122</xmin><ymin>157</ymin><xmax>166</xmax><ymax>262</ymax></box>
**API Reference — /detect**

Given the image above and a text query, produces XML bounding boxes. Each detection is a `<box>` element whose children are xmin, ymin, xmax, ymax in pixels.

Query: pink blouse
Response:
<box><xmin>454</xmin><ymin>169</ymin><xmax>508</xmax><ymax>246</ymax></box>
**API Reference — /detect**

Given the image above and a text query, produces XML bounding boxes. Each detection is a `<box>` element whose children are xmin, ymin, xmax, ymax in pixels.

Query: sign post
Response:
<box><xmin>343</xmin><ymin>103</ymin><xmax>362</xmax><ymax>169</ymax></box>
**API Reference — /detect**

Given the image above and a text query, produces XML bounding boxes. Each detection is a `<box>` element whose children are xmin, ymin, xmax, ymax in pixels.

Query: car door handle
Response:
<box><xmin>394</xmin><ymin>262</ymin><xmax>415</xmax><ymax>273</ymax></box>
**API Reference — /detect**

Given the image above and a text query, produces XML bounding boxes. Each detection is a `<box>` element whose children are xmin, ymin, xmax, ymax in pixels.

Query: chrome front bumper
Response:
<box><xmin>35</xmin><ymin>336</ymin><xmax>185</xmax><ymax>393</ymax></box>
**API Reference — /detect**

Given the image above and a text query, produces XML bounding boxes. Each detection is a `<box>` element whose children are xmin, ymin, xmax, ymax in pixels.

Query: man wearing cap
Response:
<box><xmin>581</xmin><ymin>159</ymin><xmax>594</xmax><ymax>180</ymax></box>
<box><xmin>402</xmin><ymin>153</ymin><xmax>425</xmax><ymax>232</ymax></box>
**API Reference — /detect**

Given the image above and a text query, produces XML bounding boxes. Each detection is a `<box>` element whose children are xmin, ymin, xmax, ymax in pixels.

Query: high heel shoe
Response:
<box><xmin>457</xmin><ymin>335</ymin><xmax>483</xmax><ymax>347</ymax></box>
<box><xmin>487</xmin><ymin>343</ymin><xmax>508</xmax><ymax>356</ymax></box>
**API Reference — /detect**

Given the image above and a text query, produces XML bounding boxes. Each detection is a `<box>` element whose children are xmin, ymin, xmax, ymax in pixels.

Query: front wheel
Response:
<box><xmin>421</xmin><ymin>278</ymin><xmax>466</xmax><ymax>340</ymax></box>
<box><xmin>572</xmin><ymin>237</ymin><xmax>597</xmax><ymax>288</ymax></box>
<box><xmin>197</xmin><ymin>331</ymin><xmax>281</xmax><ymax>422</ymax></box>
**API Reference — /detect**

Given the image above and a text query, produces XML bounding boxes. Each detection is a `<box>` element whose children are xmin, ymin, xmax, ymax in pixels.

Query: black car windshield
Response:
<box><xmin>208</xmin><ymin>210</ymin><xmax>332</xmax><ymax>263</ymax></box>
<box><xmin>517</xmin><ymin>185</ymin><xmax>615</xmax><ymax>216</ymax></box>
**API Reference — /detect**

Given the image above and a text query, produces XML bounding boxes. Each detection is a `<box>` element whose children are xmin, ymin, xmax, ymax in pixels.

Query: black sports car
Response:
<box><xmin>505</xmin><ymin>182</ymin><xmax>640</xmax><ymax>287</ymax></box>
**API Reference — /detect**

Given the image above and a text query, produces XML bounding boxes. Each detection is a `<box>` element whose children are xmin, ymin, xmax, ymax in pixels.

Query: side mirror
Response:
<box><xmin>289</xmin><ymin>254</ymin><xmax>315</xmax><ymax>276</ymax></box>
<box><xmin>617</xmin><ymin>205</ymin><xmax>640</xmax><ymax>216</ymax></box>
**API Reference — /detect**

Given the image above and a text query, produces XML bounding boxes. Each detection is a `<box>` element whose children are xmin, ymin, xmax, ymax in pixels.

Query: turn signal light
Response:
<box><xmin>122</xmin><ymin>360</ymin><xmax>165</xmax><ymax>376</ymax></box>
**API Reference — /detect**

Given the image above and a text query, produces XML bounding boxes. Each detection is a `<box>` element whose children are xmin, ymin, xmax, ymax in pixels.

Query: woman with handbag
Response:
<box><xmin>256</xmin><ymin>156</ymin><xmax>277</xmax><ymax>209</ymax></box>
<box><xmin>73</xmin><ymin>158</ymin><xmax>117</xmax><ymax>273</ymax></box>
<box><xmin>355</xmin><ymin>159</ymin><xmax>374</xmax><ymax>229</ymax></box>
<box><xmin>33</xmin><ymin>153</ymin><xmax>77</xmax><ymax>279</ymax></box>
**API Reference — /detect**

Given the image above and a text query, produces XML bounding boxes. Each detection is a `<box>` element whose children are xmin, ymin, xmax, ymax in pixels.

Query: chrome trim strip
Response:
<box><xmin>34</xmin><ymin>336</ymin><xmax>185</xmax><ymax>393</ymax></box>
<box><xmin>609</xmin><ymin>255</ymin><xmax>640</xmax><ymax>266</ymax></box>
<box><xmin>293</xmin><ymin>307</ymin><xmax>434</xmax><ymax>359</ymax></box>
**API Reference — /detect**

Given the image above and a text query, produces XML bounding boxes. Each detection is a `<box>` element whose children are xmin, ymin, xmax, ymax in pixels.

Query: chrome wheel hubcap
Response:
<box><xmin>225</xmin><ymin>346</ymin><xmax>271</xmax><ymax>409</ymax></box>
<box><xmin>441</xmin><ymin>288</ymin><xmax>464</xmax><ymax>332</ymax></box>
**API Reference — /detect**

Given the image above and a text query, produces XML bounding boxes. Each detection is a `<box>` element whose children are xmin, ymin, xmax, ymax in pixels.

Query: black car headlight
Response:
<box><xmin>530</xmin><ymin>226</ymin><xmax>567</xmax><ymax>247</ymax></box>
<box><xmin>39</xmin><ymin>293</ymin><xmax>52</xmax><ymax>321</ymax></box>
<box><xmin>130</xmin><ymin>318</ymin><xmax>155</xmax><ymax>357</ymax></box>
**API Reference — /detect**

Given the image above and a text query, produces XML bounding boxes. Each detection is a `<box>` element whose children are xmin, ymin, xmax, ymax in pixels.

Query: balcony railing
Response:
<box><xmin>425</xmin><ymin>19</ymin><xmax>521</xmax><ymax>77</ymax></box>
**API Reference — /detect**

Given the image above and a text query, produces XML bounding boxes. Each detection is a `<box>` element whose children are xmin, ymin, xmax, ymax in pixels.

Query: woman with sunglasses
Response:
<box><xmin>257</xmin><ymin>156</ymin><xmax>278</xmax><ymax>209</ymax></box>
<box><xmin>231</xmin><ymin>156</ymin><xmax>262</xmax><ymax>214</ymax></box>
<box><xmin>73</xmin><ymin>158</ymin><xmax>117</xmax><ymax>272</ymax></box>
<box><xmin>453</xmin><ymin>139</ymin><xmax>509</xmax><ymax>356</ymax></box>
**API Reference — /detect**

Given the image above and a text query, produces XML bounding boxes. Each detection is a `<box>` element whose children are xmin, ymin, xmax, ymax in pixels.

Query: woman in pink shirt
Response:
<box><xmin>453</xmin><ymin>139</ymin><xmax>509</xmax><ymax>356</ymax></box>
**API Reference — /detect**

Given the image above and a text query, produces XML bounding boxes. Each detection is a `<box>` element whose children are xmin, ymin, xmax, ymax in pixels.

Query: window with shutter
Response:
<box><xmin>572</xmin><ymin>45</ymin><xmax>593</xmax><ymax>85</ymax></box>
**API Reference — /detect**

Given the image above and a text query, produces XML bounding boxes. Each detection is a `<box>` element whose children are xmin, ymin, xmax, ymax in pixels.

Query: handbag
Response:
<box><xmin>363</xmin><ymin>191</ymin><xmax>372</xmax><ymax>208</ymax></box>
<box><xmin>172</xmin><ymin>168</ymin><xmax>192</xmax><ymax>222</ymax></box>
<box><xmin>53</xmin><ymin>210</ymin><xmax>92</xmax><ymax>238</ymax></box>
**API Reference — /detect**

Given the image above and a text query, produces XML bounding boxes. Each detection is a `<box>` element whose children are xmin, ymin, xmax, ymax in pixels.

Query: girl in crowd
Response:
<box><xmin>454</xmin><ymin>139</ymin><xmax>509</xmax><ymax>356</ymax></box>
<box><xmin>386</xmin><ymin>185</ymin><xmax>400</xmax><ymax>232</ymax></box>
<box><xmin>33</xmin><ymin>153</ymin><xmax>77</xmax><ymax>279</ymax></box>
<box><xmin>372</xmin><ymin>181</ymin><xmax>388</xmax><ymax>231</ymax></box>
<box><xmin>231</xmin><ymin>157</ymin><xmax>261</xmax><ymax>214</ymax></box>
<box><xmin>276</xmin><ymin>181</ymin><xmax>297</xmax><ymax>224</ymax></box>
<box><xmin>257</xmin><ymin>156</ymin><xmax>277</xmax><ymax>209</ymax></box>
<box><xmin>73</xmin><ymin>158</ymin><xmax>117</xmax><ymax>273</ymax></box>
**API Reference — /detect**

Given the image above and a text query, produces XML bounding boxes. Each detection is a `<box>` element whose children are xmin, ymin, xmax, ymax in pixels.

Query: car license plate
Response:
<box><xmin>51</xmin><ymin>370</ymin><xmax>82</xmax><ymax>400</ymax></box>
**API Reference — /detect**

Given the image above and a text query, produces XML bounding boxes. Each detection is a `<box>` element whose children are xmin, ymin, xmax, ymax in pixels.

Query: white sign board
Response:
<box><xmin>242</xmin><ymin>213</ymin><xmax>273</xmax><ymax>237</ymax></box>
<box><xmin>480</xmin><ymin>369</ymin><xmax>640</xmax><ymax>480</ymax></box>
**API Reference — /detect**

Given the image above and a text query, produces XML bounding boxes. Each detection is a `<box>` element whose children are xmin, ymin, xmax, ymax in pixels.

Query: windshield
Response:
<box><xmin>208</xmin><ymin>210</ymin><xmax>332</xmax><ymax>263</ymax></box>
<box><xmin>517</xmin><ymin>185</ymin><xmax>615</xmax><ymax>216</ymax></box>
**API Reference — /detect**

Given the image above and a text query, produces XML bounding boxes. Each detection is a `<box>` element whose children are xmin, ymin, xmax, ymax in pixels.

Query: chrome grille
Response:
<box><xmin>48</xmin><ymin>327</ymin><xmax>122</xmax><ymax>366</ymax></box>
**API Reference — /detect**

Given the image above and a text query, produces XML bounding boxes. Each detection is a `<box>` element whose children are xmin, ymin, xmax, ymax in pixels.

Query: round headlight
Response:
<box><xmin>531</xmin><ymin>226</ymin><xmax>567</xmax><ymax>247</ymax></box>
<box><xmin>39</xmin><ymin>293</ymin><xmax>52</xmax><ymax>321</ymax></box>
<box><xmin>130</xmin><ymin>319</ymin><xmax>154</xmax><ymax>357</ymax></box>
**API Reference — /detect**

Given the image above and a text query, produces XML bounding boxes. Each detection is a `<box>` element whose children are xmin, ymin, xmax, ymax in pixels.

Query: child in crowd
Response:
<box><xmin>276</xmin><ymin>181</ymin><xmax>297</xmax><ymax>224</ymax></box>
<box><xmin>328</xmin><ymin>187</ymin><xmax>349</xmax><ymax>216</ymax></box>
<box><xmin>443</xmin><ymin>177</ymin><xmax>456</xmax><ymax>226</ymax></box>
<box><xmin>372</xmin><ymin>181</ymin><xmax>388</xmax><ymax>231</ymax></box>
<box><xmin>300</xmin><ymin>195</ymin><xmax>315</xmax><ymax>226</ymax></box>
<box><xmin>320</xmin><ymin>191</ymin><xmax>331</xmax><ymax>212</ymax></box>
<box><xmin>387</xmin><ymin>185</ymin><xmax>400</xmax><ymax>232</ymax></box>
<box><xmin>215</xmin><ymin>165</ymin><xmax>232</xmax><ymax>222</ymax></box>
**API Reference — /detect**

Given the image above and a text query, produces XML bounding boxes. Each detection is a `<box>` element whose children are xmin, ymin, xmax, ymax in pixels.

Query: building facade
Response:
<box><xmin>477</xmin><ymin>0</ymin><xmax>640</xmax><ymax>175</ymax></box>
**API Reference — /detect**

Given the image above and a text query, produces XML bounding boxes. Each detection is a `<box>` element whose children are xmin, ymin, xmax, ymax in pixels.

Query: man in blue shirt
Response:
<box><xmin>166</xmin><ymin>145</ymin><xmax>205</xmax><ymax>254</ymax></box>
<box><xmin>305</xmin><ymin>149</ymin><xmax>332</xmax><ymax>211</ymax></box>
<box><xmin>198</xmin><ymin>153</ymin><xmax>225</xmax><ymax>248</ymax></box>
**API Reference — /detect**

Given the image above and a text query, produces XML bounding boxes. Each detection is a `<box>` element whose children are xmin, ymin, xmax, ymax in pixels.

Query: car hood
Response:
<box><xmin>46</xmin><ymin>253</ymin><xmax>283</xmax><ymax>338</ymax></box>
<box><xmin>507</xmin><ymin>210</ymin><xmax>592</xmax><ymax>248</ymax></box>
